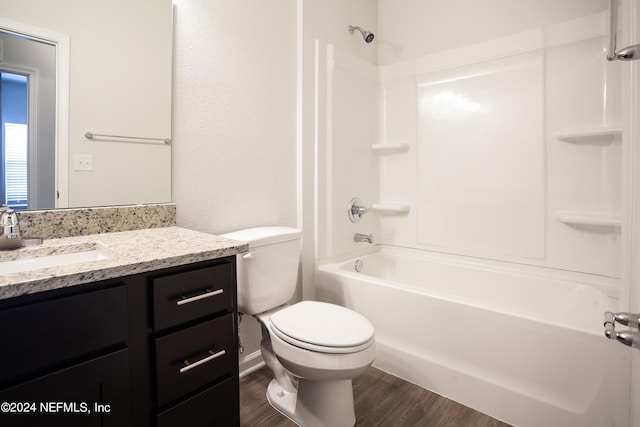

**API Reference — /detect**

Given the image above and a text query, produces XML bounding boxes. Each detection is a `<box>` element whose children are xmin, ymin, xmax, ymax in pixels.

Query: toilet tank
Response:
<box><xmin>221</xmin><ymin>227</ymin><xmax>302</xmax><ymax>315</ymax></box>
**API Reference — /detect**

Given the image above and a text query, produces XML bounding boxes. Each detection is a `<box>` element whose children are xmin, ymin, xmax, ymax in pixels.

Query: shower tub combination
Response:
<box><xmin>315</xmin><ymin>245</ymin><xmax>630</xmax><ymax>427</ymax></box>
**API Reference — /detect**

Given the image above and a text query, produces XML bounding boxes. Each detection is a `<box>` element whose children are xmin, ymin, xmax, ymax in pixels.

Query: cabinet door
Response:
<box><xmin>0</xmin><ymin>349</ymin><xmax>129</xmax><ymax>427</ymax></box>
<box><xmin>0</xmin><ymin>284</ymin><xmax>128</xmax><ymax>386</ymax></box>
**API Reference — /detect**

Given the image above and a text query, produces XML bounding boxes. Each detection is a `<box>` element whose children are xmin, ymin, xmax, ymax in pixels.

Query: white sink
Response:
<box><xmin>0</xmin><ymin>242</ymin><xmax>113</xmax><ymax>275</ymax></box>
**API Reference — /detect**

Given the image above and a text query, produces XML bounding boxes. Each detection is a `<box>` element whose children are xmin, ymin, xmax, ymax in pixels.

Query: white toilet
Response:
<box><xmin>222</xmin><ymin>226</ymin><xmax>376</xmax><ymax>427</ymax></box>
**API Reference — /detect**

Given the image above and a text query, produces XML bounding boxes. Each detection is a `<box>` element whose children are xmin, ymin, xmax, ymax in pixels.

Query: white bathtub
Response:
<box><xmin>315</xmin><ymin>246</ymin><xmax>630</xmax><ymax>427</ymax></box>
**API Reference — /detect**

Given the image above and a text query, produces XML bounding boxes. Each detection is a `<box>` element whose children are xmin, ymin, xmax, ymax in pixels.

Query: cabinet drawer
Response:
<box><xmin>0</xmin><ymin>285</ymin><xmax>128</xmax><ymax>386</ymax></box>
<box><xmin>156</xmin><ymin>376</ymin><xmax>238</xmax><ymax>427</ymax></box>
<box><xmin>152</xmin><ymin>262</ymin><xmax>234</xmax><ymax>331</ymax></box>
<box><xmin>155</xmin><ymin>314</ymin><xmax>235</xmax><ymax>406</ymax></box>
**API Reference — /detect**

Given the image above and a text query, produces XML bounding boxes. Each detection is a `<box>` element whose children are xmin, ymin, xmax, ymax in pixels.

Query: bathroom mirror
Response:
<box><xmin>0</xmin><ymin>0</ymin><xmax>172</xmax><ymax>210</ymax></box>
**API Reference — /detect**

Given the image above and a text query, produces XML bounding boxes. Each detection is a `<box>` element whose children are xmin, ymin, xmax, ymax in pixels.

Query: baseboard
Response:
<box><xmin>239</xmin><ymin>350</ymin><xmax>265</xmax><ymax>378</ymax></box>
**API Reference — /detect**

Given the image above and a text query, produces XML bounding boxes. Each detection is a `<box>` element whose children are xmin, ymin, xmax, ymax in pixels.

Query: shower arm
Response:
<box><xmin>607</xmin><ymin>0</ymin><xmax>640</xmax><ymax>61</ymax></box>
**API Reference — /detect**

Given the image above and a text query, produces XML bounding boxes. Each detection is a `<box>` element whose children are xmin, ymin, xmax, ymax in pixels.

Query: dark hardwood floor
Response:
<box><xmin>240</xmin><ymin>366</ymin><xmax>512</xmax><ymax>427</ymax></box>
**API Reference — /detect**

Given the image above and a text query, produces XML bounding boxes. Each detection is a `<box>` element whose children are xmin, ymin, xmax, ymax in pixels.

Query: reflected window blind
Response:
<box><xmin>4</xmin><ymin>122</ymin><xmax>27</xmax><ymax>208</ymax></box>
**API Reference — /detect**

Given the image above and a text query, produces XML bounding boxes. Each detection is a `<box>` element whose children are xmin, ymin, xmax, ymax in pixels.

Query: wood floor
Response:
<box><xmin>240</xmin><ymin>366</ymin><xmax>512</xmax><ymax>427</ymax></box>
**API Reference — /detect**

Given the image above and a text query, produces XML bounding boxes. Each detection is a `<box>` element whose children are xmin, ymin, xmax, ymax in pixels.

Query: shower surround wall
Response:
<box><xmin>318</xmin><ymin>3</ymin><xmax>621</xmax><ymax>281</ymax></box>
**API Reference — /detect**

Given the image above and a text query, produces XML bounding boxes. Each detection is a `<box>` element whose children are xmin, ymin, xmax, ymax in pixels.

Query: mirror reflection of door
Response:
<box><xmin>0</xmin><ymin>30</ymin><xmax>55</xmax><ymax>210</ymax></box>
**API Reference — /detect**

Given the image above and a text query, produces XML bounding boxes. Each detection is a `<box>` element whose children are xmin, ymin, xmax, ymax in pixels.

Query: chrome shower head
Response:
<box><xmin>349</xmin><ymin>25</ymin><xmax>375</xmax><ymax>43</ymax></box>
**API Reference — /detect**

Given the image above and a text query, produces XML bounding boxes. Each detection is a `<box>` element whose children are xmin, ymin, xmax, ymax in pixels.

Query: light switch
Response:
<box><xmin>74</xmin><ymin>154</ymin><xmax>93</xmax><ymax>171</ymax></box>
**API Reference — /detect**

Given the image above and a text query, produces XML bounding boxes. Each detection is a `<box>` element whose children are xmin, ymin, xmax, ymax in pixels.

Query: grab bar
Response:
<box><xmin>607</xmin><ymin>0</ymin><xmax>640</xmax><ymax>61</ymax></box>
<box><xmin>84</xmin><ymin>131</ymin><xmax>171</xmax><ymax>144</ymax></box>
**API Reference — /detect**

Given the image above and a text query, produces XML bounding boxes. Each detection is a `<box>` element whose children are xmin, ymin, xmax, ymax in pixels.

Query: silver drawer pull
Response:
<box><xmin>180</xmin><ymin>349</ymin><xmax>226</xmax><ymax>374</ymax></box>
<box><xmin>176</xmin><ymin>288</ymin><xmax>223</xmax><ymax>306</ymax></box>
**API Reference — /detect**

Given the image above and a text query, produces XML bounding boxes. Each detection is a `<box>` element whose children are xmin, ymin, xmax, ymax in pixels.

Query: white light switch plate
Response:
<box><xmin>73</xmin><ymin>154</ymin><xmax>93</xmax><ymax>171</ymax></box>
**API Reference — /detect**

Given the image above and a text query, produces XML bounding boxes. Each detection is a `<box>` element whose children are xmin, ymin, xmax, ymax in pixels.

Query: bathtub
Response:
<box><xmin>315</xmin><ymin>245</ymin><xmax>630</xmax><ymax>427</ymax></box>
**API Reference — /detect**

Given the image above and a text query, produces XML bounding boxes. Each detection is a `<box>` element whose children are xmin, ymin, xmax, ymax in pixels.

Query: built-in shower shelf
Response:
<box><xmin>371</xmin><ymin>142</ymin><xmax>411</xmax><ymax>153</ymax></box>
<box><xmin>371</xmin><ymin>203</ymin><xmax>411</xmax><ymax>214</ymax></box>
<box><xmin>556</xmin><ymin>211</ymin><xmax>621</xmax><ymax>228</ymax></box>
<box><xmin>556</xmin><ymin>127</ymin><xmax>622</xmax><ymax>144</ymax></box>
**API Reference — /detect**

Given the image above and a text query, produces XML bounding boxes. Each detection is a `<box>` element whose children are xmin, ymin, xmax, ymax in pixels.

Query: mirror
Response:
<box><xmin>0</xmin><ymin>0</ymin><xmax>172</xmax><ymax>210</ymax></box>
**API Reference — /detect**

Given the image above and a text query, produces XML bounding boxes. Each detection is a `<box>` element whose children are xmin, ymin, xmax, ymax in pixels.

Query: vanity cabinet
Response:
<box><xmin>0</xmin><ymin>256</ymin><xmax>240</xmax><ymax>427</ymax></box>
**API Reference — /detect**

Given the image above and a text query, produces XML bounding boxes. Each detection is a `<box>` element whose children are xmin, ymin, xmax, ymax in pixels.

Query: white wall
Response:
<box><xmin>378</xmin><ymin>0</ymin><xmax>607</xmax><ymax>65</ymax></box>
<box><xmin>171</xmin><ymin>0</ymin><xmax>298</xmax><ymax>372</ymax></box>
<box><xmin>172</xmin><ymin>0</ymin><xmax>297</xmax><ymax>235</ymax></box>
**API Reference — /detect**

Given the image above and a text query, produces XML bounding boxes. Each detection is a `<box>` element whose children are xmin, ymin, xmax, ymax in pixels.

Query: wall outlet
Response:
<box><xmin>73</xmin><ymin>154</ymin><xmax>93</xmax><ymax>171</ymax></box>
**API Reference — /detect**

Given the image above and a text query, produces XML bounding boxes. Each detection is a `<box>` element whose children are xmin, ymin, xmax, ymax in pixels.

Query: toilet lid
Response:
<box><xmin>270</xmin><ymin>301</ymin><xmax>374</xmax><ymax>353</ymax></box>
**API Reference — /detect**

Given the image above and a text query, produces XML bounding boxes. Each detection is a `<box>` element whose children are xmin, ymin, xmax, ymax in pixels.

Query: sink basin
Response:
<box><xmin>0</xmin><ymin>242</ymin><xmax>113</xmax><ymax>275</ymax></box>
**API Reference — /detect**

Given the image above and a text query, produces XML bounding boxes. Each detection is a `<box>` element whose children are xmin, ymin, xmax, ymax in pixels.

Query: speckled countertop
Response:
<box><xmin>0</xmin><ymin>227</ymin><xmax>248</xmax><ymax>301</ymax></box>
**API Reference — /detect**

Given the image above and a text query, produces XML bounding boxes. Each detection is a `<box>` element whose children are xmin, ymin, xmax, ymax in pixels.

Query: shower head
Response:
<box><xmin>349</xmin><ymin>25</ymin><xmax>375</xmax><ymax>43</ymax></box>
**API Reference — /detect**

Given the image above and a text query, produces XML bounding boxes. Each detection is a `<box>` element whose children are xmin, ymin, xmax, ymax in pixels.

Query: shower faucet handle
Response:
<box><xmin>348</xmin><ymin>198</ymin><xmax>369</xmax><ymax>223</ymax></box>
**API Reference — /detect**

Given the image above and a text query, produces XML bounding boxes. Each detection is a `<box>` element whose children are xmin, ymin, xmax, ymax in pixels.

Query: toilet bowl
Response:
<box><xmin>221</xmin><ymin>227</ymin><xmax>377</xmax><ymax>427</ymax></box>
<box><xmin>257</xmin><ymin>301</ymin><xmax>376</xmax><ymax>427</ymax></box>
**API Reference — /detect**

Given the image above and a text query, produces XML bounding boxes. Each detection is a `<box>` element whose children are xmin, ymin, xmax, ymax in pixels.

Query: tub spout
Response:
<box><xmin>354</xmin><ymin>233</ymin><xmax>374</xmax><ymax>244</ymax></box>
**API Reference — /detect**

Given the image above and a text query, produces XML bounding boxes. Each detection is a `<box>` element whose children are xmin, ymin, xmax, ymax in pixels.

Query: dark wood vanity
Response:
<box><xmin>0</xmin><ymin>256</ymin><xmax>240</xmax><ymax>427</ymax></box>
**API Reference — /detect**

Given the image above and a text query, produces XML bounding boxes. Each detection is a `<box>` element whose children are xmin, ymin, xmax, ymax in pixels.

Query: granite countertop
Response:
<box><xmin>0</xmin><ymin>227</ymin><xmax>248</xmax><ymax>301</ymax></box>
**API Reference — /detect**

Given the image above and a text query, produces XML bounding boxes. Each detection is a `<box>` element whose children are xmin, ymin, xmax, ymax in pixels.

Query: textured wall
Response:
<box><xmin>172</xmin><ymin>0</ymin><xmax>298</xmax><ymax>236</ymax></box>
<box><xmin>171</xmin><ymin>0</ymin><xmax>298</xmax><ymax>371</ymax></box>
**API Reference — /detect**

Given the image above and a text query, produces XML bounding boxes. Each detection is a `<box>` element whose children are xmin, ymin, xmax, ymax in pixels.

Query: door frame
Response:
<box><xmin>620</xmin><ymin>0</ymin><xmax>640</xmax><ymax>425</ymax></box>
<box><xmin>0</xmin><ymin>17</ymin><xmax>69</xmax><ymax>208</ymax></box>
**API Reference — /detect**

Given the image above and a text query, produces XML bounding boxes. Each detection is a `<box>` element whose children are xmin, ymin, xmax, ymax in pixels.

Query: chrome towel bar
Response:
<box><xmin>84</xmin><ymin>131</ymin><xmax>171</xmax><ymax>144</ymax></box>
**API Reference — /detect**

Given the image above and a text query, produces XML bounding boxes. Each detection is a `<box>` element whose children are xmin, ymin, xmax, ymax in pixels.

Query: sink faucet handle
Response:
<box><xmin>1</xmin><ymin>208</ymin><xmax>21</xmax><ymax>238</ymax></box>
<box><xmin>0</xmin><ymin>208</ymin><xmax>23</xmax><ymax>249</ymax></box>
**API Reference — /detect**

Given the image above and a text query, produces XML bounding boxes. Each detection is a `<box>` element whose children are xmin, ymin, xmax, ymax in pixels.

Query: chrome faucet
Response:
<box><xmin>348</xmin><ymin>198</ymin><xmax>370</xmax><ymax>223</ymax></box>
<box><xmin>0</xmin><ymin>207</ymin><xmax>23</xmax><ymax>249</ymax></box>
<box><xmin>354</xmin><ymin>233</ymin><xmax>374</xmax><ymax>244</ymax></box>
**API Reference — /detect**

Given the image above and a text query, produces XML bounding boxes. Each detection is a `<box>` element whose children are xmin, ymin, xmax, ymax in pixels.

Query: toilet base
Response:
<box><xmin>266</xmin><ymin>377</ymin><xmax>356</xmax><ymax>427</ymax></box>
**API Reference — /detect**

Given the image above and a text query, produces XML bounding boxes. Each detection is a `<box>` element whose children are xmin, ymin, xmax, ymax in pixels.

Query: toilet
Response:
<box><xmin>221</xmin><ymin>226</ymin><xmax>376</xmax><ymax>427</ymax></box>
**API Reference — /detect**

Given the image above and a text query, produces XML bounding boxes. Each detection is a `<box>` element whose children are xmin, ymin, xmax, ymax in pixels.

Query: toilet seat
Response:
<box><xmin>270</xmin><ymin>301</ymin><xmax>375</xmax><ymax>354</ymax></box>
